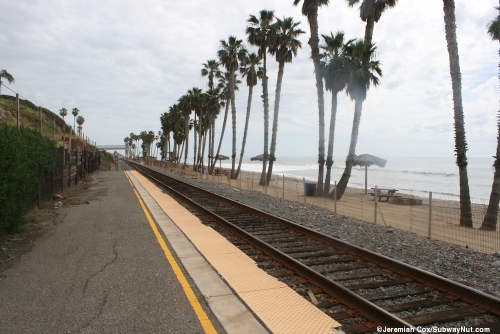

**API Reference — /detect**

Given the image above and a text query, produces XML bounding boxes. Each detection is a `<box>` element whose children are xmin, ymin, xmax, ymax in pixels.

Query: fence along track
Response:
<box><xmin>128</xmin><ymin>161</ymin><xmax>500</xmax><ymax>333</ymax></box>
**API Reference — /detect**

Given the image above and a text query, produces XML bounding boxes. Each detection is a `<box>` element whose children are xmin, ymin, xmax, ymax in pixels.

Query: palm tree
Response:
<box><xmin>76</xmin><ymin>115</ymin><xmax>85</xmax><ymax>136</ymax></box>
<box><xmin>201</xmin><ymin>60</ymin><xmax>222</xmax><ymax>90</ymax></box>
<box><xmin>346</xmin><ymin>0</ymin><xmax>398</xmax><ymax>48</ymax></box>
<box><xmin>481</xmin><ymin>8</ymin><xmax>500</xmax><ymax>230</ymax></box>
<box><xmin>320</xmin><ymin>31</ymin><xmax>350</xmax><ymax>194</ymax></box>
<box><xmin>331</xmin><ymin>40</ymin><xmax>382</xmax><ymax>200</ymax></box>
<box><xmin>211</xmin><ymin>72</ymin><xmax>241</xmax><ymax>174</ymax></box>
<box><xmin>294</xmin><ymin>0</ymin><xmax>330</xmax><ymax>195</ymax></box>
<box><xmin>236</xmin><ymin>53</ymin><xmax>263</xmax><ymax>179</ymax></box>
<box><xmin>186</xmin><ymin>87</ymin><xmax>203</xmax><ymax>170</ymax></box>
<box><xmin>218</xmin><ymin>36</ymin><xmax>248</xmax><ymax>179</ymax></box>
<box><xmin>123</xmin><ymin>136</ymin><xmax>130</xmax><ymax>158</ymax></box>
<box><xmin>203</xmin><ymin>87</ymin><xmax>224</xmax><ymax>171</ymax></box>
<box><xmin>178</xmin><ymin>93</ymin><xmax>193</xmax><ymax>167</ymax></box>
<box><xmin>0</xmin><ymin>69</ymin><xmax>15</xmax><ymax>95</ymax></box>
<box><xmin>442</xmin><ymin>0</ymin><xmax>473</xmax><ymax>227</ymax></box>
<box><xmin>59</xmin><ymin>108</ymin><xmax>68</xmax><ymax>132</ymax></box>
<box><xmin>59</xmin><ymin>108</ymin><xmax>68</xmax><ymax>121</ymax></box>
<box><xmin>201</xmin><ymin>60</ymin><xmax>223</xmax><ymax>171</ymax></box>
<box><xmin>247</xmin><ymin>10</ymin><xmax>275</xmax><ymax>185</ymax></box>
<box><xmin>72</xmin><ymin>108</ymin><xmax>80</xmax><ymax>135</ymax></box>
<box><xmin>266</xmin><ymin>17</ymin><xmax>305</xmax><ymax>184</ymax></box>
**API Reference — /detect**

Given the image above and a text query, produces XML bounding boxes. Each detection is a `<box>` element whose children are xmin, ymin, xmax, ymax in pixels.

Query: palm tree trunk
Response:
<box><xmin>209</xmin><ymin>116</ymin><xmax>215</xmax><ymax>171</ymax></box>
<box><xmin>173</xmin><ymin>138</ymin><xmax>177</xmax><ymax>162</ymax></box>
<box><xmin>236</xmin><ymin>84</ymin><xmax>254</xmax><ymax>178</ymax></box>
<box><xmin>481</xmin><ymin>114</ymin><xmax>500</xmax><ymax>230</ymax></box>
<box><xmin>364</xmin><ymin>17</ymin><xmax>375</xmax><ymax>47</ymax></box>
<box><xmin>260</xmin><ymin>53</ymin><xmax>270</xmax><ymax>186</ymax></box>
<box><xmin>331</xmin><ymin>98</ymin><xmax>363</xmax><ymax>200</ymax></box>
<box><xmin>266</xmin><ymin>61</ymin><xmax>285</xmax><ymax>184</ymax></box>
<box><xmin>212</xmin><ymin>97</ymin><xmax>230</xmax><ymax>174</ymax></box>
<box><xmin>307</xmin><ymin>8</ymin><xmax>326</xmax><ymax>196</ymax></box>
<box><xmin>193</xmin><ymin>112</ymin><xmax>197</xmax><ymax>171</ymax></box>
<box><xmin>443</xmin><ymin>0</ymin><xmax>473</xmax><ymax>227</ymax></box>
<box><xmin>207</xmin><ymin>120</ymin><xmax>212</xmax><ymax>170</ymax></box>
<box><xmin>197</xmin><ymin>110</ymin><xmax>203</xmax><ymax>169</ymax></box>
<box><xmin>165</xmin><ymin>135</ymin><xmax>170</xmax><ymax>161</ymax></box>
<box><xmin>201</xmin><ymin>130</ymin><xmax>207</xmax><ymax>169</ymax></box>
<box><xmin>183</xmin><ymin>115</ymin><xmax>189</xmax><ymax>167</ymax></box>
<box><xmin>180</xmin><ymin>142</ymin><xmax>185</xmax><ymax>164</ymax></box>
<box><xmin>481</xmin><ymin>45</ymin><xmax>500</xmax><ymax>230</ymax></box>
<box><xmin>324</xmin><ymin>90</ymin><xmax>338</xmax><ymax>194</ymax></box>
<box><xmin>230</xmin><ymin>70</ymin><xmax>237</xmax><ymax>179</ymax></box>
<box><xmin>211</xmin><ymin>117</ymin><xmax>216</xmax><ymax>169</ymax></box>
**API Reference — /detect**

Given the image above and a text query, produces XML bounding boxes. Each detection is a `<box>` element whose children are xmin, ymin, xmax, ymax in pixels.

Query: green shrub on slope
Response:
<box><xmin>0</xmin><ymin>125</ymin><xmax>57</xmax><ymax>234</ymax></box>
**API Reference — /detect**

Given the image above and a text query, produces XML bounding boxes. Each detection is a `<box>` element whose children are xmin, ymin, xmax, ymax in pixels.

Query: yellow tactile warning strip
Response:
<box><xmin>129</xmin><ymin>170</ymin><xmax>342</xmax><ymax>334</ymax></box>
<box><xmin>124</xmin><ymin>172</ymin><xmax>218</xmax><ymax>334</ymax></box>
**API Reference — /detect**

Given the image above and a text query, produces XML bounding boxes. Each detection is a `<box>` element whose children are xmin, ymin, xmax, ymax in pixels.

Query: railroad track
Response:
<box><xmin>128</xmin><ymin>161</ymin><xmax>500</xmax><ymax>333</ymax></box>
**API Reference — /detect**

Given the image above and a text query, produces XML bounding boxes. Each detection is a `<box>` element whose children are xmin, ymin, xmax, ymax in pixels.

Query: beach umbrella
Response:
<box><xmin>250</xmin><ymin>153</ymin><xmax>276</xmax><ymax>161</ymax></box>
<box><xmin>353</xmin><ymin>154</ymin><xmax>387</xmax><ymax>194</ymax></box>
<box><xmin>214</xmin><ymin>154</ymin><xmax>229</xmax><ymax>177</ymax></box>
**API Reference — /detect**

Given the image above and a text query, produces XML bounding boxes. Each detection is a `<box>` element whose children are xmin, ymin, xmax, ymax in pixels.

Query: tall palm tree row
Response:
<box><xmin>246</xmin><ymin>10</ymin><xmax>276</xmax><ymax>186</ymax></box>
<box><xmin>331</xmin><ymin>40</ymin><xmax>382</xmax><ymax>200</ymax></box>
<box><xmin>481</xmin><ymin>7</ymin><xmax>500</xmax><ymax>231</ymax></box>
<box><xmin>266</xmin><ymin>17</ymin><xmax>305</xmax><ymax>184</ymax></box>
<box><xmin>442</xmin><ymin>0</ymin><xmax>473</xmax><ymax>227</ymax></box>
<box><xmin>293</xmin><ymin>0</ymin><xmax>330</xmax><ymax>195</ymax></box>
<box><xmin>217</xmin><ymin>36</ymin><xmax>248</xmax><ymax>179</ymax></box>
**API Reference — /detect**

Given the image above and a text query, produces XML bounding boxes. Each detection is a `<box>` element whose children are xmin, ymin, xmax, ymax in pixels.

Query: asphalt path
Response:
<box><xmin>0</xmin><ymin>162</ymin><xmax>225</xmax><ymax>333</ymax></box>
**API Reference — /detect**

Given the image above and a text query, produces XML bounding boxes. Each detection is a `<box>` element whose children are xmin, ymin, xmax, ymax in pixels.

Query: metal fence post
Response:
<box><xmin>16</xmin><ymin>93</ymin><xmax>20</xmax><ymax>130</ymax></box>
<box><xmin>303</xmin><ymin>177</ymin><xmax>306</xmax><ymax>204</ymax></box>
<box><xmin>39</xmin><ymin>106</ymin><xmax>42</xmax><ymax>132</ymax></box>
<box><xmin>283</xmin><ymin>174</ymin><xmax>285</xmax><ymax>200</ymax></box>
<box><xmin>334</xmin><ymin>181</ymin><xmax>337</xmax><ymax>213</ymax></box>
<box><xmin>374</xmin><ymin>185</ymin><xmax>378</xmax><ymax>225</ymax></box>
<box><xmin>428</xmin><ymin>191</ymin><xmax>433</xmax><ymax>239</ymax></box>
<box><xmin>68</xmin><ymin>128</ymin><xmax>72</xmax><ymax>188</ymax></box>
<box><xmin>252</xmin><ymin>171</ymin><xmax>254</xmax><ymax>191</ymax></box>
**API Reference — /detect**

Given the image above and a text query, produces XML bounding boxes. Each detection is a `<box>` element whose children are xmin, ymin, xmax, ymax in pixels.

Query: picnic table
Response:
<box><xmin>214</xmin><ymin>168</ymin><xmax>228</xmax><ymax>176</ymax></box>
<box><xmin>369</xmin><ymin>188</ymin><xmax>400</xmax><ymax>201</ymax></box>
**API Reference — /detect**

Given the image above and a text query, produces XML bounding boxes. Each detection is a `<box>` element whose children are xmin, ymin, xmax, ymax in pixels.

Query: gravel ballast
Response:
<box><xmin>149</xmin><ymin>166</ymin><xmax>500</xmax><ymax>298</ymax></box>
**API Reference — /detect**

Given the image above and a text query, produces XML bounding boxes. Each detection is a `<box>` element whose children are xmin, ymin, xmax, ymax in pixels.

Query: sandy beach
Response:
<box><xmin>151</xmin><ymin>161</ymin><xmax>498</xmax><ymax>254</ymax></box>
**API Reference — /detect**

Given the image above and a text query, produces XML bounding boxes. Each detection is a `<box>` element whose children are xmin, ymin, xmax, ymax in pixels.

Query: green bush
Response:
<box><xmin>99</xmin><ymin>150</ymin><xmax>114</xmax><ymax>164</ymax></box>
<box><xmin>0</xmin><ymin>125</ymin><xmax>57</xmax><ymax>234</ymax></box>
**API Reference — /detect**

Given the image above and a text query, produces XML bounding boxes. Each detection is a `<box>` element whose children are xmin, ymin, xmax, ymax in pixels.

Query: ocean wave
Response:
<box><xmin>400</xmin><ymin>170</ymin><xmax>456</xmax><ymax>177</ymax></box>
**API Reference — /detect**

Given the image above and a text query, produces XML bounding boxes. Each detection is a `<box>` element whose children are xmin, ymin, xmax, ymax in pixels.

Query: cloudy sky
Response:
<box><xmin>0</xmin><ymin>0</ymin><xmax>498</xmax><ymax>159</ymax></box>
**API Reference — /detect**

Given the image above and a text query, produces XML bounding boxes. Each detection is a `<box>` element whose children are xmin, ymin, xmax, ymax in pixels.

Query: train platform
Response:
<box><xmin>0</xmin><ymin>165</ymin><xmax>342</xmax><ymax>333</ymax></box>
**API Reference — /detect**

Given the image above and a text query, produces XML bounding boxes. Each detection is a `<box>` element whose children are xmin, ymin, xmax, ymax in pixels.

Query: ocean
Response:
<box><xmin>219</xmin><ymin>157</ymin><xmax>495</xmax><ymax>200</ymax></box>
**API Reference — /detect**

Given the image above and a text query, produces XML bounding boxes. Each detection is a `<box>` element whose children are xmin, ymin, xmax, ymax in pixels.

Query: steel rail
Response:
<box><xmin>136</xmin><ymin>163</ymin><xmax>500</xmax><ymax>315</ymax></box>
<box><xmin>129</xmin><ymin>162</ymin><xmax>419</xmax><ymax>330</ymax></box>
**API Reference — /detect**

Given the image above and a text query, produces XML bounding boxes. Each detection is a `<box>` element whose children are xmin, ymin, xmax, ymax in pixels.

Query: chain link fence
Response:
<box><xmin>148</xmin><ymin>160</ymin><xmax>498</xmax><ymax>254</ymax></box>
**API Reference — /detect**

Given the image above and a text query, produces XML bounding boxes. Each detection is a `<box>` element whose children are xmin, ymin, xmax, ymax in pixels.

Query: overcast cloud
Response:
<box><xmin>0</xmin><ymin>0</ymin><xmax>498</xmax><ymax>158</ymax></box>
